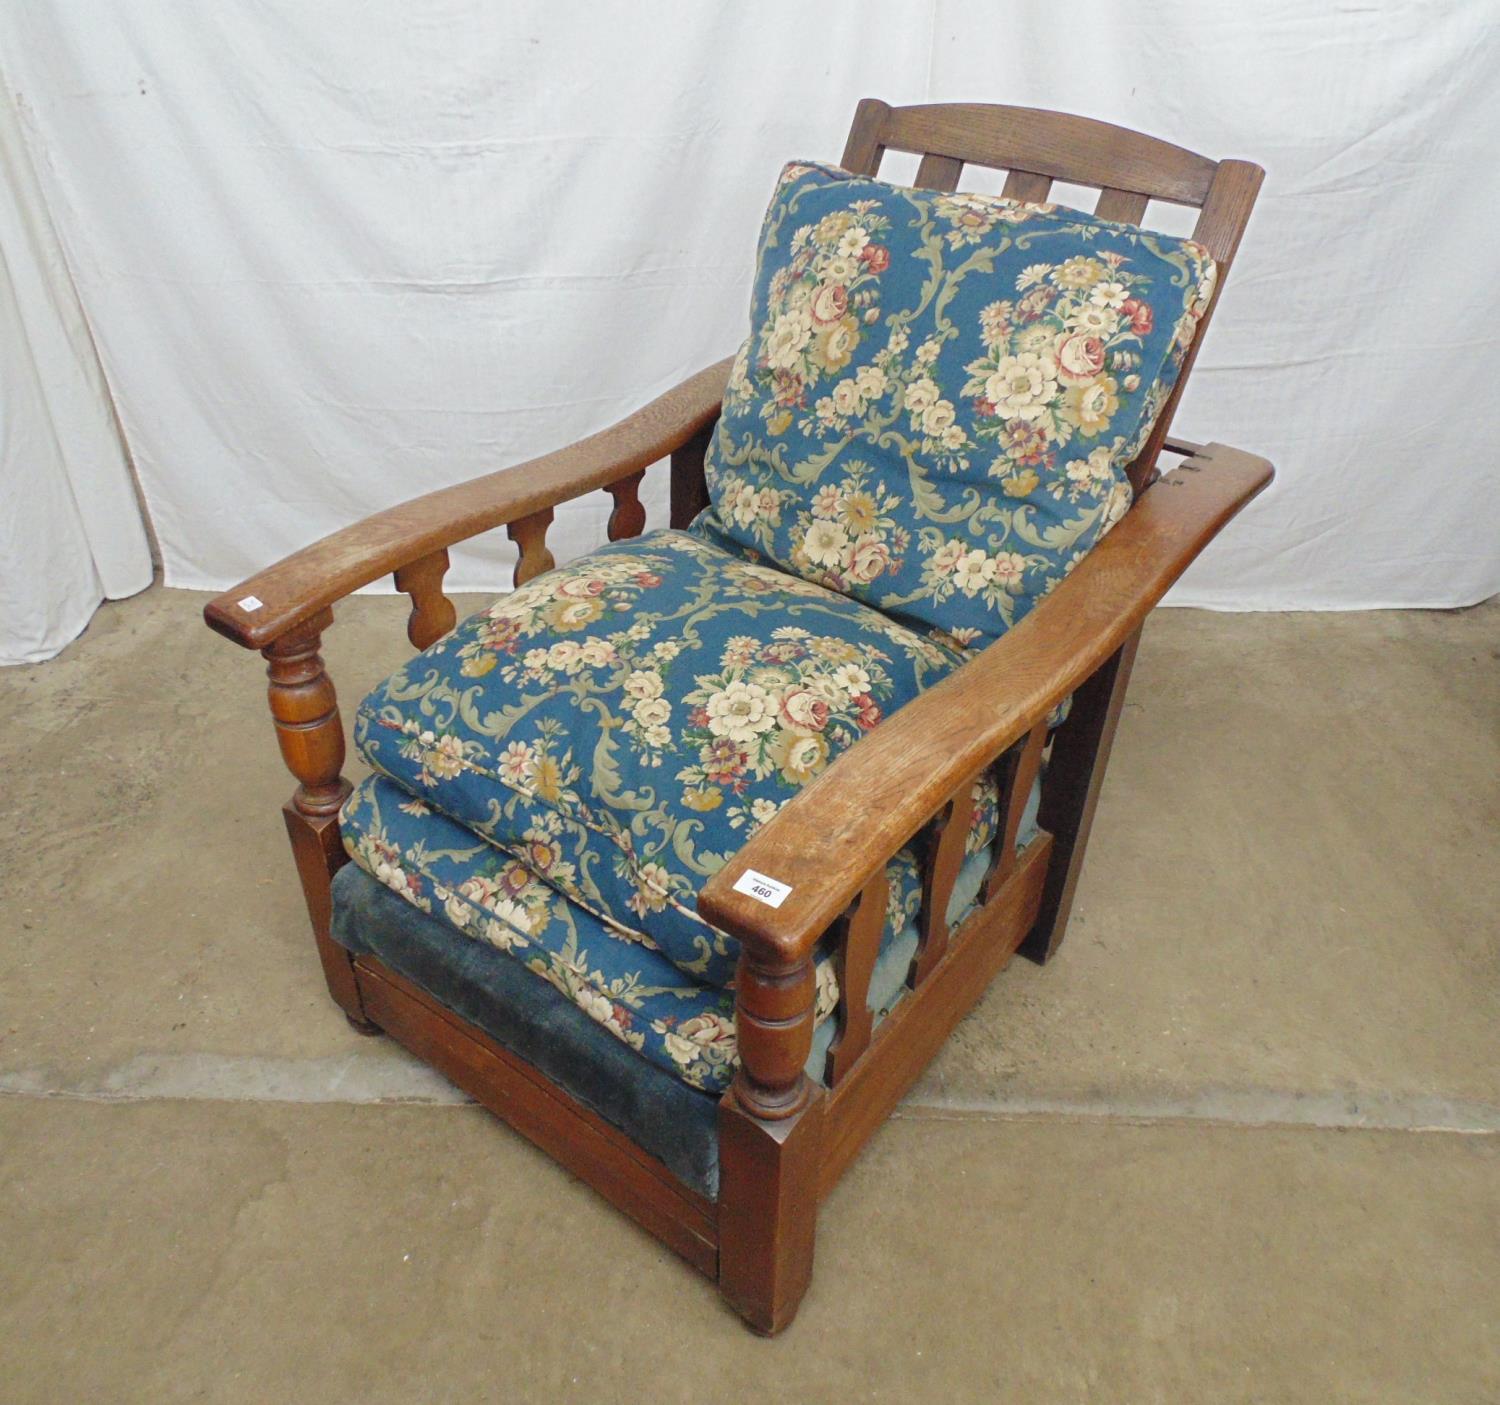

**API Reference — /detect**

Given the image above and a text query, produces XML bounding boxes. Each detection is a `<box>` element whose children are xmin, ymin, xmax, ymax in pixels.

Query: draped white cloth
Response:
<box><xmin>0</xmin><ymin>80</ymin><xmax>151</xmax><ymax>664</ymax></box>
<box><xmin>2</xmin><ymin>1</ymin><xmax>1495</xmax><ymax>646</ymax></box>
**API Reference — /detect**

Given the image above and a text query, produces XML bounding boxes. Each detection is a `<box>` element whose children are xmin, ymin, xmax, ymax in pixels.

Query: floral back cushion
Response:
<box><xmin>695</xmin><ymin>162</ymin><xmax>1217</xmax><ymax>648</ymax></box>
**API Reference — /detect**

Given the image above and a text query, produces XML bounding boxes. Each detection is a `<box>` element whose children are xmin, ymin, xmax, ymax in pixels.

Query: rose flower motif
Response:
<box><xmin>780</xmin><ymin>688</ymin><xmax>830</xmax><ymax>732</ymax></box>
<box><xmin>810</xmin><ymin>282</ymin><xmax>849</xmax><ymax>326</ymax></box>
<box><xmin>1055</xmin><ymin>332</ymin><xmax>1106</xmax><ymax>385</ymax></box>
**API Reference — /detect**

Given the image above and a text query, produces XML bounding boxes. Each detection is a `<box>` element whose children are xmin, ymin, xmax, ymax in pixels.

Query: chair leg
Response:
<box><xmin>1021</xmin><ymin>627</ymin><xmax>1142</xmax><ymax>965</ymax></box>
<box><xmin>263</xmin><ymin>614</ymin><xmax>373</xmax><ymax>1030</ymax></box>
<box><xmin>716</xmin><ymin>1086</ymin><xmax>825</xmax><ymax>1335</ymax></box>
<box><xmin>283</xmin><ymin>802</ymin><xmax>373</xmax><ymax>1030</ymax></box>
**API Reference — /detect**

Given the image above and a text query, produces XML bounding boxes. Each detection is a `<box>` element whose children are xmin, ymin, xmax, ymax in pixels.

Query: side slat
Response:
<box><xmin>392</xmin><ymin>548</ymin><xmax>457</xmax><ymax>650</ymax></box>
<box><xmin>820</xmin><ymin>836</ymin><xmax>1052</xmax><ymax>1197</ymax></box>
<box><xmin>822</xmin><ymin>870</ymin><xmax>889</xmax><ymax>1087</ymax></box>
<box><xmin>606</xmin><ymin>469</ymin><xmax>647</xmax><ymax>541</ymax></box>
<box><xmin>506</xmin><ymin>507</ymin><xmax>556</xmax><ymax>587</ymax></box>
<box><xmin>982</xmin><ymin>722</ymin><xmax>1048</xmax><ymax>901</ymax></box>
<box><xmin>910</xmin><ymin>778</ymin><xmax>976</xmax><ymax>987</ymax></box>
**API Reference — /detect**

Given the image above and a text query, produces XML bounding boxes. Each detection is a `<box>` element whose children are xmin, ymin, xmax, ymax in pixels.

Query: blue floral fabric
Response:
<box><xmin>352</xmin><ymin>529</ymin><xmax>1001</xmax><ymax>989</ymax></box>
<box><xmin>341</xmin><ymin>773</ymin><xmax>949</xmax><ymax>1093</ymax></box>
<box><xmin>694</xmin><ymin>162</ymin><xmax>1217</xmax><ymax>649</ymax></box>
<box><xmin>342</xmin><ymin>775</ymin><xmax>739</xmax><ymax>1091</ymax></box>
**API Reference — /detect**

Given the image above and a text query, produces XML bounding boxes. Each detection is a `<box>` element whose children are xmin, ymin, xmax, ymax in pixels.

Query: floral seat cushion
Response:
<box><xmin>340</xmin><ymin>772</ymin><xmax>1029</xmax><ymax>1094</ymax></box>
<box><xmin>354</xmin><ymin>529</ymin><xmax>1001</xmax><ymax>988</ymax></box>
<box><xmin>341</xmin><ymin>775</ymin><xmax>742</xmax><ymax>1091</ymax></box>
<box><xmin>695</xmin><ymin>162</ymin><xmax>1217</xmax><ymax>648</ymax></box>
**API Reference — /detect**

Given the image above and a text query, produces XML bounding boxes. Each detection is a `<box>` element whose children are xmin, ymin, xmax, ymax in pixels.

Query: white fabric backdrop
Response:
<box><xmin>2</xmin><ymin>1</ymin><xmax>1496</xmax><ymax>624</ymax></box>
<box><xmin>0</xmin><ymin>81</ymin><xmax>152</xmax><ymax>664</ymax></box>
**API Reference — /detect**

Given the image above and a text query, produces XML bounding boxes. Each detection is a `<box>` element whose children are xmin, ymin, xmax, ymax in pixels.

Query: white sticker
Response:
<box><xmin>238</xmin><ymin>595</ymin><xmax>264</xmax><ymax>612</ymax></box>
<box><xmin>732</xmin><ymin>868</ymin><xmax>793</xmax><ymax>909</ymax></box>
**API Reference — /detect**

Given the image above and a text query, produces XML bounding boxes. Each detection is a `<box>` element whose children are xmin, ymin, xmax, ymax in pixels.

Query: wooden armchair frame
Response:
<box><xmin>204</xmin><ymin>99</ymin><xmax>1272</xmax><ymax>1334</ymax></box>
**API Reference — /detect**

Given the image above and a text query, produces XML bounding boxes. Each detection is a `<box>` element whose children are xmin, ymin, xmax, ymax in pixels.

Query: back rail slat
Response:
<box><xmin>881</xmin><ymin>103</ymin><xmax>1217</xmax><ymax>205</ymax></box>
<box><xmin>1094</xmin><ymin>187</ymin><xmax>1150</xmax><ymax>224</ymax></box>
<box><xmin>912</xmin><ymin>152</ymin><xmax>965</xmax><ymax>192</ymax></box>
<box><xmin>1002</xmin><ymin>169</ymin><xmax>1054</xmax><ymax>203</ymax></box>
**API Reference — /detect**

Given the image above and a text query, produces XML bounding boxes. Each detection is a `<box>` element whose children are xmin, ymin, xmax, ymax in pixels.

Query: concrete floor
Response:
<box><xmin>2</xmin><ymin>586</ymin><xmax>1496</xmax><ymax>1402</ymax></box>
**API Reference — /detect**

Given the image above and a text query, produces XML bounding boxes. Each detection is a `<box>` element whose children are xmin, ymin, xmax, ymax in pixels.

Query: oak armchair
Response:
<box><xmin>205</xmin><ymin>99</ymin><xmax>1271</xmax><ymax>1334</ymax></box>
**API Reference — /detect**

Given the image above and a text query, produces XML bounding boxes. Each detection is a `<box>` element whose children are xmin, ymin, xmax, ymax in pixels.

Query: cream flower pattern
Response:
<box><xmin>355</xmin><ymin>531</ymin><xmax>1002</xmax><ymax>990</ymax></box>
<box><xmin>700</xmin><ymin>161</ymin><xmax>1217</xmax><ymax>644</ymax></box>
<box><xmin>333</xmin><ymin>161</ymin><xmax>1210</xmax><ymax>1094</ymax></box>
<box><xmin>340</xmin><ymin>768</ymin><xmax>1016</xmax><ymax>1094</ymax></box>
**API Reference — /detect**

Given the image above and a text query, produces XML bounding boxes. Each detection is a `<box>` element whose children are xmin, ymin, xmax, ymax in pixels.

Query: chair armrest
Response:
<box><xmin>204</xmin><ymin>357</ymin><xmax>732</xmax><ymax>650</ymax></box>
<box><xmin>699</xmin><ymin>440</ymin><xmax>1273</xmax><ymax>963</ymax></box>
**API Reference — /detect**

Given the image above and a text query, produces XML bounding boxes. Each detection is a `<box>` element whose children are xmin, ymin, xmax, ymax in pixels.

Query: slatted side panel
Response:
<box><xmin>810</xmin><ymin>102</ymin><xmax>1261</xmax><ymax>1092</ymax></box>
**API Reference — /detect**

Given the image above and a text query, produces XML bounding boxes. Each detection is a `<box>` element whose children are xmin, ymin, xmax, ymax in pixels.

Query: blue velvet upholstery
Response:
<box><xmin>337</xmin><ymin>771</ymin><xmax>1034</xmax><ymax>1092</ymax></box>
<box><xmin>329</xmin><ymin>778</ymin><xmax>1040</xmax><ymax>1200</ymax></box>
<box><xmin>329</xmin><ymin>862</ymin><xmax>724</xmax><ymax>1199</ymax></box>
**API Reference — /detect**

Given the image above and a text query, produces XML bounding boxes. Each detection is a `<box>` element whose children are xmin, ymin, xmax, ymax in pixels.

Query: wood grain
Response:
<box><xmin>1127</xmin><ymin>158</ymin><xmax>1265</xmax><ymax>491</ymax></box>
<box><xmin>698</xmin><ymin>442</ymin><xmax>1273</xmax><ymax>964</ymax></box>
<box><xmin>1094</xmin><ymin>186</ymin><xmax>1150</xmax><ymax>224</ymax></box>
<box><xmin>1002</xmin><ymin>169</ymin><xmax>1054</xmax><ymax>203</ymax></box>
<box><xmin>717</xmin><ymin>1086</ymin><xmax>825</xmax><ymax>1334</ymax></box>
<box><xmin>204</xmin><ymin>98</ymin><xmax>1271</xmax><ymax>1337</ymax></box>
<box><xmin>910</xmin><ymin>779</ymin><xmax>976</xmax><ymax>987</ymax></box>
<box><xmin>355</xmin><ymin>956</ymin><xmax>719</xmax><ymax>1275</ymax></box>
<box><xmin>912</xmin><ymin>151</ymin><xmax>965</xmax><ymax>191</ymax></box>
<box><xmin>1022</xmin><ymin>631</ymin><xmax>1140</xmax><ymax>964</ymax></box>
<box><xmin>204</xmin><ymin>358</ymin><xmax>732</xmax><ymax>650</ymax></box>
<box><xmin>820</xmin><ymin>836</ymin><xmax>1051</xmax><ymax>1196</ymax></box>
<box><xmin>881</xmin><ymin>102</ymin><xmax>1219</xmax><ymax>204</ymax></box>
<box><xmin>392</xmin><ymin>548</ymin><xmax>457</xmax><ymax>650</ymax></box>
<box><xmin>981</xmin><ymin>721</ymin><xmax>1047</xmax><ymax>901</ymax></box>
<box><xmin>506</xmin><ymin>507</ymin><xmax>556</xmax><ymax>587</ymax></box>
<box><xmin>822</xmin><ymin>871</ymin><xmax>889</xmax><ymax>1086</ymax></box>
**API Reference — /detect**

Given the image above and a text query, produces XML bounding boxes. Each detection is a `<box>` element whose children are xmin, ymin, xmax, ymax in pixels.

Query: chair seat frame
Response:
<box><xmin>205</xmin><ymin>99</ymin><xmax>1272</xmax><ymax>1333</ymax></box>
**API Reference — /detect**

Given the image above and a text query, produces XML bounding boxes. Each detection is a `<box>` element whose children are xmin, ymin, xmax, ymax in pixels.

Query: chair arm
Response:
<box><xmin>699</xmin><ymin>440</ymin><xmax>1273</xmax><ymax>964</ymax></box>
<box><xmin>204</xmin><ymin>357</ymin><xmax>732</xmax><ymax>650</ymax></box>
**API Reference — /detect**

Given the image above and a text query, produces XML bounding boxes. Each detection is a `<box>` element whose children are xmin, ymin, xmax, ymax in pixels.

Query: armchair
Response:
<box><xmin>205</xmin><ymin>99</ymin><xmax>1271</xmax><ymax>1333</ymax></box>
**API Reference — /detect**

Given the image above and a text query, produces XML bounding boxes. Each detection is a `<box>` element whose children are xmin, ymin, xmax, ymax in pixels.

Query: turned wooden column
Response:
<box><xmin>263</xmin><ymin>609</ymin><xmax>372</xmax><ymax>1031</ymax></box>
<box><xmin>718</xmin><ymin>942</ymin><xmax>825</xmax><ymax>1334</ymax></box>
